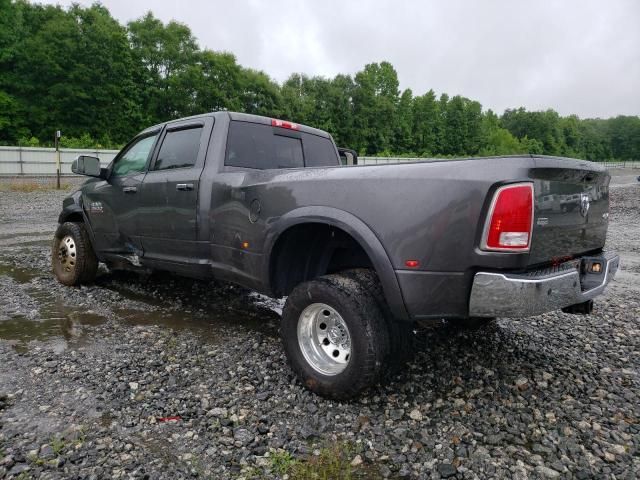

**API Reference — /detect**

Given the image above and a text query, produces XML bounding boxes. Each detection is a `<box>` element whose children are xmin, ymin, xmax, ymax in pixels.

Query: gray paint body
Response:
<box><xmin>59</xmin><ymin>112</ymin><xmax>612</xmax><ymax>322</ymax></box>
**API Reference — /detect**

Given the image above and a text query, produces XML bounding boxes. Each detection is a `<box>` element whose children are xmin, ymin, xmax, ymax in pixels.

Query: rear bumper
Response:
<box><xmin>469</xmin><ymin>252</ymin><xmax>619</xmax><ymax>317</ymax></box>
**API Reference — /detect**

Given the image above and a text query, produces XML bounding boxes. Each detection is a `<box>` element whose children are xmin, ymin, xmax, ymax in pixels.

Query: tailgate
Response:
<box><xmin>528</xmin><ymin>159</ymin><xmax>610</xmax><ymax>266</ymax></box>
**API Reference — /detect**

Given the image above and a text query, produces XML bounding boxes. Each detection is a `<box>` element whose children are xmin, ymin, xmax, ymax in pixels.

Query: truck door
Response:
<box><xmin>135</xmin><ymin>118</ymin><xmax>212</xmax><ymax>262</ymax></box>
<box><xmin>85</xmin><ymin>131</ymin><xmax>160</xmax><ymax>254</ymax></box>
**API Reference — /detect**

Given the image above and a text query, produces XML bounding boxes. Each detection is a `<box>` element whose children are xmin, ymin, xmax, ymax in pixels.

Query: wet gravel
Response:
<box><xmin>0</xmin><ymin>173</ymin><xmax>639</xmax><ymax>479</ymax></box>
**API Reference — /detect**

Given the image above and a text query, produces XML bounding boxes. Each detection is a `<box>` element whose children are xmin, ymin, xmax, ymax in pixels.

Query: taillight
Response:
<box><xmin>271</xmin><ymin>119</ymin><xmax>299</xmax><ymax>130</ymax></box>
<box><xmin>482</xmin><ymin>183</ymin><xmax>534</xmax><ymax>251</ymax></box>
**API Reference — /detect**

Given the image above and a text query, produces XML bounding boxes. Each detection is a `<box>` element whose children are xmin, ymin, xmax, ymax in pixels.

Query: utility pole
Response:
<box><xmin>55</xmin><ymin>130</ymin><xmax>61</xmax><ymax>189</ymax></box>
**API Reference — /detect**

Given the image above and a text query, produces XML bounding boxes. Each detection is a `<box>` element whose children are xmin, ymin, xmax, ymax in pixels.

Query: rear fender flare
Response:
<box><xmin>263</xmin><ymin>206</ymin><xmax>409</xmax><ymax>321</ymax></box>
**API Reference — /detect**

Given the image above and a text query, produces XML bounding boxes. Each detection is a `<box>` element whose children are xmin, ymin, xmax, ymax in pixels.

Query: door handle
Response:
<box><xmin>123</xmin><ymin>186</ymin><xmax>137</xmax><ymax>193</ymax></box>
<box><xmin>176</xmin><ymin>183</ymin><xmax>194</xmax><ymax>191</ymax></box>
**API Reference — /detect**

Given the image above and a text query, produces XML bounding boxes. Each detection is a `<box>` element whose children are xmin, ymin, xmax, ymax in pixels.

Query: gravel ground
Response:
<box><xmin>0</xmin><ymin>173</ymin><xmax>639</xmax><ymax>479</ymax></box>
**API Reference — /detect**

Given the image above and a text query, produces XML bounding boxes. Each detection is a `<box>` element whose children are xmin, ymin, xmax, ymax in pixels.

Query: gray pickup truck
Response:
<box><xmin>54</xmin><ymin>111</ymin><xmax>619</xmax><ymax>399</ymax></box>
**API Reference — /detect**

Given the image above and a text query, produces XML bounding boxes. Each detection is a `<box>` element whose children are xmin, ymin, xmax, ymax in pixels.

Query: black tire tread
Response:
<box><xmin>281</xmin><ymin>272</ymin><xmax>390</xmax><ymax>400</ymax></box>
<box><xmin>52</xmin><ymin>222</ymin><xmax>98</xmax><ymax>286</ymax></box>
<box><xmin>341</xmin><ymin>269</ymin><xmax>415</xmax><ymax>375</ymax></box>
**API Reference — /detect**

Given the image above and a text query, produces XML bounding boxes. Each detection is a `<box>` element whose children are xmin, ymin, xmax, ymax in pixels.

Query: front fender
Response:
<box><xmin>57</xmin><ymin>191</ymin><xmax>102</xmax><ymax>261</ymax></box>
<box><xmin>263</xmin><ymin>206</ymin><xmax>409</xmax><ymax>321</ymax></box>
<box><xmin>58</xmin><ymin>190</ymin><xmax>84</xmax><ymax>224</ymax></box>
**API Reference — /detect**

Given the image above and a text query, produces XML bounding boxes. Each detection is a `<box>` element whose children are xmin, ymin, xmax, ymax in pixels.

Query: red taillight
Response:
<box><xmin>271</xmin><ymin>119</ymin><xmax>299</xmax><ymax>130</ymax></box>
<box><xmin>483</xmin><ymin>183</ymin><xmax>533</xmax><ymax>251</ymax></box>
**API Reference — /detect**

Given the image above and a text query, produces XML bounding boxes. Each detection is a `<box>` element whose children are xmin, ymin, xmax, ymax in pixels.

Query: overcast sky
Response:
<box><xmin>39</xmin><ymin>0</ymin><xmax>640</xmax><ymax>118</ymax></box>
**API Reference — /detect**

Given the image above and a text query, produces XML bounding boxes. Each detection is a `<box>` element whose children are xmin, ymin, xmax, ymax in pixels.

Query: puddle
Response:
<box><xmin>0</xmin><ymin>249</ymin><xmax>281</xmax><ymax>351</ymax></box>
<box><xmin>100</xmin><ymin>272</ymin><xmax>282</xmax><ymax>341</ymax></box>
<box><xmin>1</xmin><ymin>257</ymin><xmax>277</xmax><ymax>352</ymax></box>
<box><xmin>0</xmin><ymin>259</ymin><xmax>107</xmax><ymax>348</ymax></box>
<box><xmin>0</xmin><ymin>311</ymin><xmax>105</xmax><ymax>345</ymax></box>
<box><xmin>0</xmin><ymin>263</ymin><xmax>40</xmax><ymax>283</ymax></box>
<box><xmin>112</xmin><ymin>306</ymin><xmax>279</xmax><ymax>343</ymax></box>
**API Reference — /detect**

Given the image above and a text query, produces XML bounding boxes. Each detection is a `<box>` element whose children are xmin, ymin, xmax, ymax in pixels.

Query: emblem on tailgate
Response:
<box><xmin>580</xmin><ymin>194</ymin><xmax>590</xmax><ymax>217</ymax></box>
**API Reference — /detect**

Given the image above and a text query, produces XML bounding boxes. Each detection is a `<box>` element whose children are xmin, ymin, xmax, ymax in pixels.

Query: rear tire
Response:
<box><xmin>281</xmin><ymin>272</ymin><xmax>389</xmax><ymax>400</ymax></box>
<box><xmin>52</xmin><ymin>222</ymin><xmax>98</xmax><ymax>286</ymax></box>
<box><xmin>341</xmin><ymin>269</ymin><xmax>415</xmax><ymax>375</ymax></box>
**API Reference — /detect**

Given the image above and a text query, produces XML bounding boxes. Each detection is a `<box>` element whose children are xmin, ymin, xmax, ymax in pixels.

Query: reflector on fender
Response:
<box><xmin>482</xmin><ymin>183</ymin><xmax>534</xmax><ymax>252</ymax></box>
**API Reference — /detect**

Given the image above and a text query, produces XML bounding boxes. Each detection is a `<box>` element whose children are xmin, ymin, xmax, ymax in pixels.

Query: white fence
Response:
<box><xmin>0</xmin><ymin>146</ymin><xmax>118</xmax><ymax>176</ymax></box>
<box><xmin>360</xmin><ymin>157</ymin><xmax>640</xmax><ymax>168</ymax></box>
<box><xmin>596</xmin><ymin>161</ymin><xmax>640</xmax><ymax>169</ymax></box>
<box><xmin>358</xmin><ymin>156</ymin><xmax>434</xmax><ymax>165</ymax></box>
<box><xmin>0</xmin><ymin>146</ymin><xmax>637</xmax><ymax>176</ymax></box>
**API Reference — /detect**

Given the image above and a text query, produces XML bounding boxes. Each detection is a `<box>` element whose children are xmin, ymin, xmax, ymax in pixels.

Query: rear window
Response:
<box><xmin>225</xmin><ymin>121</ymin><xmax>337</xmax><ymax>169</ymax></box>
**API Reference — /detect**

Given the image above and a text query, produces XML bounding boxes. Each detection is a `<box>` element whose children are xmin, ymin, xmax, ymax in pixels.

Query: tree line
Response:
<box><xmin>1</xmin><ymin>0</ymin><xmax>639</xmax><ymax>160</ymax></box>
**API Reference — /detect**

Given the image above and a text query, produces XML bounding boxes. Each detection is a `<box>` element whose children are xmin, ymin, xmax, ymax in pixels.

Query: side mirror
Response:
<box><xmin>338</xmin><ymin>148</ymin><xmax>358</xmax><ymax>166</ymax></box>
<box><xmin>72</xmin><ymin>155</ymin><xmax>102</xmax><ymax>177</ymax></box>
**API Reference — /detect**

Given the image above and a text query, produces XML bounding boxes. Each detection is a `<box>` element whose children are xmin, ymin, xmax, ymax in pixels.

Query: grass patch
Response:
<box><xmin>27</xmin><ymin>453</ymin><xmax>46</xmax><ymax>466</ymax></box>
<box><xmin>50</xmin><ymin>436</ymin><xmax>66</xmax><ymax>455</ymax></box>
<box><xmin>269</xmin><ymin>450</ymin><xmax>298</xmax><ymax>475</ymax></box>
<box><xmin>265</xmin><ymin>442</ymin><xmax>370</xmax><ymax>480</ymax></box>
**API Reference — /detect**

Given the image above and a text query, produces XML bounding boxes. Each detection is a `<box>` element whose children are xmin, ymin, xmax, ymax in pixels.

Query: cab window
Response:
<box><xmin>112</xmin><ymin>133</ymin><xmax>158</xmax><ymax>176</ymax></box>
<box><xmin>153</xmin><ymin>127</ymin><xmax>203</xmax><ymax>171</ymax></box>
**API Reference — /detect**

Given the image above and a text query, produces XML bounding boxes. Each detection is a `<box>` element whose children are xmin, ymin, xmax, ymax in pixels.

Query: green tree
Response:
<box><xmin>352</xmin><ymin>61</ymin><xmax>400</xmax><ymax>154</ymax></box>
<box><xmin>0</xmin><ymin>0</ymin><xmax>26</xmax><ymax>143</ymax></box>
<box><xmin>281</xmin><ymin>73</ymin><xmax>356</xmax><ymax>147</ymax></box>
<box><xmin>578</xmin><ymin>119</ymin><xmax>611</xmax><ymax>160</ymax></box>
<box><xmin>392</xmin><ymin>88</ymin><xmax>414</xmax><ymax>153</ymax></box>
<box><xmin>5</xmin><ymin>3</ymin><xmax>141</xmax><ymax>143</ymax></box>
<box><xmin>193</xmin><ymin>50</ymin><xmax>243</xmax><ymax>113</ymax></box>
<box><xmin>501</xmin><ymin>108</ymin><xmax>565</xmax><ymax>155</ymax></box>
<box><xmin>607</xmin><ymin>115</ymin><xmax>640</xmax><ymax>160</ymax></box>
<box><xmin>239</xmin><ymin>68</ymin><xmax>283</xmax><ymax>117</ymax></box>
<box><xmin>128</xmin><ymin>12</ymin><xmax>199</xmax><ymax>122</ymax></box>
<box><xmin>1</xmin><ymin>1</ymin><xmax>639</xmax><ymax>160</ymax></box>
<box><xmin>411</xmin><ymin>89</ymin><xmax>440</xmax><ymax>155</ymax></box>
<box><xmin>438</xmin><ymin>95</ymin><xmax>483</xmax><ymax>156</ymax></box>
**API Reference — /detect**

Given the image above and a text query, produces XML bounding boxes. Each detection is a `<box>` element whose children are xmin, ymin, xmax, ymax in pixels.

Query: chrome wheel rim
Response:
<box><xmin>57</xmin><ymin>235</ymin><xmax>77</xmax><ymax>273</ymax></box>
<box><xmin>297</xmin><ymin>303</ymin><xmax>351</xmax><ymax>376</ymax></box>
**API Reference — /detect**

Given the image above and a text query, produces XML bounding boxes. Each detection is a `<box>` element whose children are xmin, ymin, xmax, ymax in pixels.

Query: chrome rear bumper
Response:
<box><xmin>469</xmin><ymin>252</ymin><xmax>619</xmax><ymax>317</ymax></box>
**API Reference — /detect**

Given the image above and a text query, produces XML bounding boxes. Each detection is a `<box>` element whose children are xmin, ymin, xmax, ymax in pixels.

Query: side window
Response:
<box><xmin>225</xmin><ymin>121</ymin><xmax>304</xmax><ymax>169</ymax></box>
<box><xmin>112</xmin><ymin>134</ymin><xmax>158</xmax><ymax>177</ymax></box>
<box><xmin>153</xmin><ymin>127</ymin><xmax>203</xmax><ymax>171</ymax></box>
<box><xmin>303</xmin><ymin>134</ymin><xmax>339</xmax><ymax>167</ymax></box>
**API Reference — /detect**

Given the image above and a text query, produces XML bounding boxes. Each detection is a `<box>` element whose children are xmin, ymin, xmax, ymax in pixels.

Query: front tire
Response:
<box><xmin>281</xmin><ymin>273</ymin><xmax>389</xmax><ymax>400</ymax></box>
<box><xmin>52</xmin><ymin>222</ymin><xmax>98</xmax><ymax>286</ymax></box>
